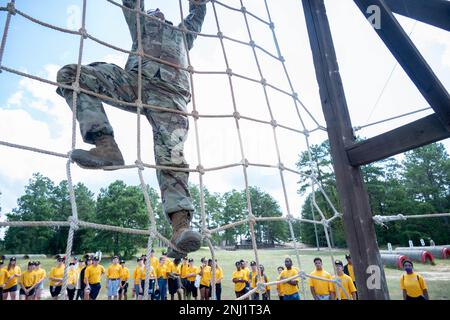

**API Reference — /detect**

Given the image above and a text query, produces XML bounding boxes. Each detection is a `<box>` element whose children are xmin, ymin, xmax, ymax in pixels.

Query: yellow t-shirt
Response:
<box><xmin>200</xmin><ymin>266</ymin><xmax>212</xmax><ymax>287</ymax></box>
<box><xmin>4</xmin><ymin>266</ymin><xmax>21</xmax><ymax>289</ymax></box>
<box><xmin>279</xmin><ymin>268</ymin><xmax>299</xmax><ymax>296</ymax></box>
<box><xmin>20</xmin><ymin>271</ymin><xmax>37</xmax><ymax>287</ymax></box>
<box><xmin>308</xmin><ymin>269</ymin><xmax>333</xmax><ymax>296</ymax></box>
<box><xmin>331</xmin><ymin>274</ymin><xmax>357</xmax><ymax>300</ymax></box>
<box><xmin>107</xmin><ymin>264</ymin><xmax>122</xmax><ymax>279</ymax></box>
<box><xmin>243</xmin><ymin>267</ymin><xmax>250</xmax><ymax>282</ymax></box>
<box><xmin>0</xmin><ymin>268</ymin><xmax>11</xmax><ymax>286</ymax></box>
<box><xmin>139</xmin><ymin>266</ymin><xmax>155</xmax><ymax>280</ymax></box>
<box><xmin>232</xmin><ymin>270</ymin><xmax>247</xmax><ymax>292</ymax></box>
<box><xmin>34</xmin><ymin>268</ymin><xmax>46</xmax><ymax>283</ymax></box>
<box><xmin>133</xmin><ymin>266</ymin><xmax>142</xmax><ymax>284</ymax></box>
<box><xmin>252</xmin><ymin>273</ymin><xmax>270</xmax><ymax>293</ymax></box>
<box><xmin>250</xmin><ymin>270</ymin><xmax>258</xmax><ymax>288</ymax></box>
<box><xmin>167</xmin><ymin>263</ymin><xmax>180</xmax><ymax>276</ymax></box>
<box><xmin>49</xmin><ymin>265</ymin><xmax>65</xmax><ymax>286</ymax></box>
<box><xmin>150</xmin><ymin>257</ymin><xmax>159</xmax><ymax>271</ymax></box>
<box><xmin>276</xmin><ymin>274</ymin><xmax>283</xmax><ymax>296</ymax></box>
<box><xmin>186</xmin><ymin>266</ymin><xmax>199</xmax><ymax>281</ymax></box>
<box><xmin>84</xmin><ymin>265</ymin><xmax>105</xmax><ymax>284</ymax></box>
<box><xmin>346</xmin><ymin>264</ymin><xmax>355</xmax><ymax>282</ymax></box>
<box><xmin>214</xmin><ymin>266</ymin><xmax>224</xmax><ymax>283</ymax></box>
<box><xmin>67</xmin><ymin>268</ymin><xmax>79</xmax><ymax>286</ymax></box>
<box><xmin>156</xmin><ymin>264</ymin><xmax>168</xmax><ymax>279</ymax></box>
<box><xmin>179</xmin><ymin>263</ymin><xmax>189</xmax><ymax>279</ymax></box>
<box><xmin>400</xmin><ymin>272</ymin><xmax>427</xmax><ymax>298</ymax></box>
<box><xmin>120</xmin><ymin>267</ymin><xmax>130</xmax><ymax>282</ymax></box>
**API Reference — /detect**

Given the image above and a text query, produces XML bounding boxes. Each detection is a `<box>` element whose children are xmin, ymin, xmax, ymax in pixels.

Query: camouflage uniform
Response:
<box><xmin>56</xmin><ymin>0</ymin><xmax>206</xmax><ymax>219</ymax></box>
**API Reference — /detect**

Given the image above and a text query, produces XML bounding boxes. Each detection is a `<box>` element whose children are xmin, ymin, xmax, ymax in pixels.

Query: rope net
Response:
<box><xmin>0</xmin><ymin>0</ymin><xmax>448</xmax><ymax>300</ymax></box>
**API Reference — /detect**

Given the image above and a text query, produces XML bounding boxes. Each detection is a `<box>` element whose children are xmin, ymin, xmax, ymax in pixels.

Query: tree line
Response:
<box><xmin>297</xmin><ymin>141</ymin><xmax>450</xmax><ymax>248</ymax></box>
<box><xmin>0</xmin><ymin>142</ymin><xmax>448</xmax><ymax>257</ymax></box>
<box><xmin>0</xmin><ymin>175</ymin><xmax>293</xmax><ymax>258</ymax></box>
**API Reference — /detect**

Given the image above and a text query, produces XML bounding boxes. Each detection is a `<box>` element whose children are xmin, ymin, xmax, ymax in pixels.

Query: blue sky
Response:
<box><xmin>0</xmin><ymin>0</ymin><xmax>449</xmax><ymax>230</ymax></box>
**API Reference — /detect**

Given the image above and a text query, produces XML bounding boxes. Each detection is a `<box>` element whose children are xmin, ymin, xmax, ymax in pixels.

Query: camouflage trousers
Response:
<box><xmin>56</xmin><ymin>62</ymin><xmax>194</xmax><ymax>218</ymax></box>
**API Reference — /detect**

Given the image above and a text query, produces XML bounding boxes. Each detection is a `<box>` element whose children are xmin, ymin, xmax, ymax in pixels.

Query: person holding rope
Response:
<box><xmin>400</xmin><ymin>260</ymin><xmax>429</xmax><ymax>300</ymax></box>
<box><xmin>56</xmin><ymin>0</ymin><xmax>207</xmax><ymax>260</ymax></box>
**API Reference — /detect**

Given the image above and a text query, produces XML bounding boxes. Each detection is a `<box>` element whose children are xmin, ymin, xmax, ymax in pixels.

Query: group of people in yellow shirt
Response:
<box><xmin>130</xmin><ymin>250</ymin><xmax>224</xmax><ymax>301</ymax></box>
<box><xmin>0</xmin><ymin>252</ymin><xmax>430</xmax><ymax>300</ymax></box>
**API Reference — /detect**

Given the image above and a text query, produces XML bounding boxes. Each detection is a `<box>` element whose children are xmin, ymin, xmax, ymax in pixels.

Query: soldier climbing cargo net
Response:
<box><xmin>0</xmin><ymin>0</ymin><xmax>449</xmax><ymax>300</ymax></box>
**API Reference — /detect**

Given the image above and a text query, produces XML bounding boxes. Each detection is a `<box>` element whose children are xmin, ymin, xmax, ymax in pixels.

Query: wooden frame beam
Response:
<box><xmin>302</xmin><ymin>0</ymin><xmax>390</xmax><ymax>300</ymax></box>
<box><xmin>347</xmin><ymin>114</ymin><xmax>450</xmax><ymax>166</ymax></box>
<box><xmin>354</xmin><ymin>0</ymin><xmax>450</xmax><ymax>130</ymax></box>
<box><xmin>383</xmin><ymin>0</ymin><xmax>450</xmax><ymax>31</ymax></box>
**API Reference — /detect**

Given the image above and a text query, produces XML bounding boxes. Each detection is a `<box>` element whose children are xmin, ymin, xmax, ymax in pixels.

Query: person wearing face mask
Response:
<box><xmin>400</xmin><ymin>260</ymin><xmax>429</xmax><ymax>300</ymax></box>
<box><xmin>330</xmin><ymin>260</ymin><xmax>357</xmax><ymax>300</ymax></box>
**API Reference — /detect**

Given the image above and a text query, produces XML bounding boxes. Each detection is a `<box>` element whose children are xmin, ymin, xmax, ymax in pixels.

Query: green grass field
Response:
<box><xmin>6</xmin><ymin>248</ymin><xmax>450</xmax><ymax>300</ymax></box>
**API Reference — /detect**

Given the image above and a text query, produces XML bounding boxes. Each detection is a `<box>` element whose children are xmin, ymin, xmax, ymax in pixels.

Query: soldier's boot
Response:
<box><xmin>70</xmin><ymin>133</ymin><xmax>124</xmax><ymax>170</ymax></box>
<box><xmin>166</xmin><ymin>210</ymin><xmax>202</xmax><ymax>259</ymax></box>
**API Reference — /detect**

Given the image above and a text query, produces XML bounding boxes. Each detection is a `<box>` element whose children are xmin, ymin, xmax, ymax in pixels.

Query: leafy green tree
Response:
<box><xmin>92</xmin><ymin>181</ymin><xmax>156</xmax><ymax>259</ymax></box>
<box><xmin>3</xmin><ymin>173</ymin><xmax>57</xmax><ymax>253</ymax></box>
<box><xmin>247</xmin><ymin>187</ymin><xmax>289</xmax><ymax>244</ymax></box>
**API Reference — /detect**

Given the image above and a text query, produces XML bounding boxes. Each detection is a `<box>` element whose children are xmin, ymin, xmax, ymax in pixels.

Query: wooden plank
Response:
<box><xmin>354</xmin><ymin>0</ymin><xmax>450</xmax><ymax>130</ymax></box>
<box><xmin>347</xmin><ymin>114</ymin><xmax>450</xmax><ymax>166</ymax></box>
<box><xmin>302</xmin><ymin>0</ymin><xmax>390</xmax><ymax>300</ymax></box>
<box><xmin>384</xmin><ymin>0</ymin><xmax>450</xmax><ymax>31</ymax></box>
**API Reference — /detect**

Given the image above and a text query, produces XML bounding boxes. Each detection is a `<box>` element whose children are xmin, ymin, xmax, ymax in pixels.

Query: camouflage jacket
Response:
<box><xmin>122</xmin><ymin>0</ymin><xmax>206</xmax><ymax>99</ymax></box>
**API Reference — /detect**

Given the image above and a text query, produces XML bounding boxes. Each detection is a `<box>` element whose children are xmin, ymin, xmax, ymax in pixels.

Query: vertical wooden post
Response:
<box><xmin>302</xmin><ymin>0</ymin><xmax>390</xmax><ymax>299</ymax></box>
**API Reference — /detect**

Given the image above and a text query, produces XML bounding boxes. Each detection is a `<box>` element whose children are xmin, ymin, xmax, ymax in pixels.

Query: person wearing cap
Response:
<box><xmin>3</xmin><ymin>256</ymin><xmax>21</xmax><ymax>300</ymax></box>
<box><xmin>400</xmin><ymin>260</ymin><xmax>429</xmax><ymax>300</ymax></box>
<box><xmin>0</xmin><ymin>258</ymin><xmax>14</xmax><ymax>300</ymax></box>
<box><xmin>84</xmin><ymin>256</ymin><xmax>105</xmax><ymax>300</ymax></box>
<box><xmin>213</xmin><ymin>259</ymin><xmax>224</xmax><ymax>300</ymax></box>
<box><xmin>19</xmin><ymin>262</ymin><xmax>38</xmax><ymax>300</ymax></box>
<box><xmin>330</xmin><ymin>260</ymin><xmax>357</xmax><ymax>300</ymax></box>
<box><xmin>185</xmin><ymin>258</ymin><xmax>199</xmax><ymax>300</ymax></box>
<box><xmin>132</xmin><ymin>257</ymin><xmax>144</xmax><ymax>300</ymax></box>
<box><xmin>276</xmin><ymin>266</ymin><xmax>284</xmax><ymax>300</ymax></box>
<box><xmin>308</xmin><ymin>257</ymin><xmax>334</xmax><ymax>300</ymax></box>
<box><xmin>107</xmin><ymin>256</ymin><xmax>122</xmax><ymax>300</ymax></box>
<box><xmin>279</xmin><ymin>257</ymin><xmax>300</xmax><ymax>300</ymax></box>
<box><xmin>33</xmin><ymin>261</ymin><xmax>46</xmax><ymax>300</ymax></box>
<box><xmin>67</xmin><ymin>261</ymin><xmax>79</xmax><ymax>300</ymax></box>
<box><xmin>156</xmin><ymin>256</ymin><xmax>169</xmax><ymax>300</ymax></box>
<box><xmin>118</xmin><ymin>260</ymin><xmax>130</xmax><ymax>300</ymax></box>
<box><xmin>249</xmin><ymin>261</ymin><xmax>259</xmax><ymax>300</ymax></box>
<box><xmin>232</xmin><ymin>261</ymin><xmax>248</xmax><ymax>299</ymax></box>
<box><xmin>49</xmin><ymin>256</ymin><xmax>65</xmax><ymax>300</ymax></box>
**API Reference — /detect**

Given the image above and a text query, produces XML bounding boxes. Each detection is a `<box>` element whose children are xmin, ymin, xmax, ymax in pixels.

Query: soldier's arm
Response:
<box><xmin>182</xmin><ymin>1</ymin><xmax>207</xmax><ymax>50</ymax></box>
<box><xmin>122</xmin><ymin>0</ymin><xmax>145</xmax><ymax>43</ymax></box>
